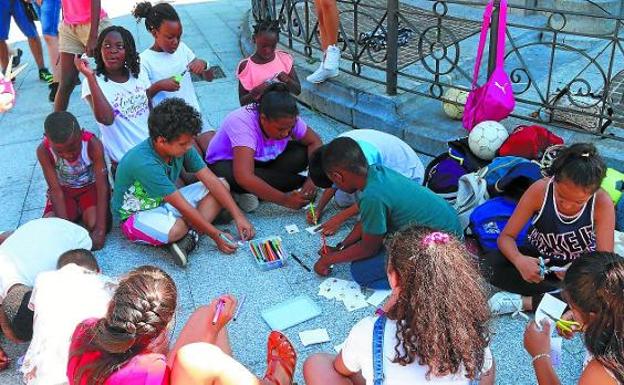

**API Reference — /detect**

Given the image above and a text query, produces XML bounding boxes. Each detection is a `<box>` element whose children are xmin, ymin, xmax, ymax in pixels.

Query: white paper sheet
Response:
<box><xmin>299</xmin><ymin>328</ymin><xmax>330</xmax><ymax>346</ymax></box>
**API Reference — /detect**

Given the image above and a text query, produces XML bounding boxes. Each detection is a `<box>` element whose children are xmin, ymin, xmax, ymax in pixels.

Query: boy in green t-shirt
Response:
<box><xmin>112</xmin><ymin>98</ymin><xmax>255</xmax><ymax>267</ymax></box>
<box><xmin>314</xmin><ymin>137</ymin><xmax>462</xmax><ymax>289</ymax></box>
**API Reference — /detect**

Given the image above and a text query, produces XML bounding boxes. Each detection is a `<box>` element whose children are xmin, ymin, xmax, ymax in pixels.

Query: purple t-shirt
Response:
<box><xmin>205</xmin><ymin>106</ymin><xmax>307</xmax><ymax>163</ymax></box>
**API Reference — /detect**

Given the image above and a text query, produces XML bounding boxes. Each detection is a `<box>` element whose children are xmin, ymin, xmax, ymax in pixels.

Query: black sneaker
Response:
<box><xmin>167</xmin><ymin>230</ymin><xmax>199</xmax><ymax>267</ymax></box>
<box><xmin>11</xmin><ymin>48</ymin><xmax>22</xmax><ymax>68</ymax></box>
<box><xmin>38</xmin><ymin>67</ymin><xmax>53</xmax><ymax>83</ymax></box>
<box><xmin>48</xmin><ymin>82</ymin><xmax>59</xmax><ymax>102</ymax></box>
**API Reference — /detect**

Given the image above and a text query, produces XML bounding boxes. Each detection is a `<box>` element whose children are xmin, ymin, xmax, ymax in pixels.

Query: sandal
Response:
<box><xmin>263</xmin><ymin>331</ymin><xmax>297</xmax><ymax>385</ymax></box>
<box><xmin>0</xmin><ymin>346</ymin><xmax>9</xmax><ymax>371</ymax></box>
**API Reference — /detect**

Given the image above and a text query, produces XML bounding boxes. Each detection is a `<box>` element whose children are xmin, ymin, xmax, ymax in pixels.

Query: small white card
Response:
<box><xmin>551</xmin><ymin>337</ymin><xmax>562</xmax><ymax>367</ymax></box>
<box><xmin>299</xmin><ymin>328</ymin><xmax>330</xmax><ymax>346</ymax></box>
<box><xmin>366</xmin><ymin>290</ymin><xmax>391</xmax><ymax>307</ymax></box>
<box><xmin>535</xmin><ymin>293</ymin><xmax>567</xmax><ymax>326</ymax></box>
<box><xmin>306</xmin><ymin>225</ymin><xmax>321</xmax><ymax>234</ymax></box>
<box><xmin>285</xmin><ymin>224</ymin><xmax>300</xmax><ymax>234</ymax></box>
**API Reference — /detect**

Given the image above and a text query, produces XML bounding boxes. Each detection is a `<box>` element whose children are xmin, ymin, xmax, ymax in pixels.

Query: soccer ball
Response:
<box><xmin>442</xmin><ymin>88</ymin><xmax>469</xmax><ymax>120</ymax></box>
<box><xmin>468</xmin><ymin>121</ymin><xmax>509</xmax><ymax>160</ymax></box>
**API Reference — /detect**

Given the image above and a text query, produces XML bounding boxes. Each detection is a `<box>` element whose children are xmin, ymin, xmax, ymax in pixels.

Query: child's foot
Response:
<box><xmin>234</xmin><ymin>193</ymin><xmax>259</xmax><ymax>213</ymax></box>
<box><xmin>488</xmin><ymin>291</ymin><xmax>523</xmax><ymax>316</ymax></box>
<box><xmin>38</xmin><ymin>67</ymin><xmax>53</xmax><ymax>83</ymax></box>
<box><xmin>48</xmin><ymin>82</ymin><xmax>59</xmax><ymax>102</ymax></box>
<box><xmin>167</xmin><ymin>230</ymin><xmax>199</xmax><ymax>267</ymax></box>
<box><xmin>11</xmin><ymin>48</ymin><xmax>23</xmax><ymax>68</ymax></box>
<box><xmin>263</xmin><ymin>331</ymin><xmax>296</xmax><ymax>385</ymax></box>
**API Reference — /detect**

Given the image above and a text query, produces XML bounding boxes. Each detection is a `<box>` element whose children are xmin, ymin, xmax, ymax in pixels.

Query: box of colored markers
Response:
<box><xmin>248</xmin><ymin>236</ymin><xmax>287</xmax><ymax>270</ymax></box>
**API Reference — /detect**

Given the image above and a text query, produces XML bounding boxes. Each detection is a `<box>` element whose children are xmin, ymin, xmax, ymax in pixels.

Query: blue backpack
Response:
<box><xmin>469</xmin><ymin>197</ymin><xmax>530</xmax><ymax>252</ymax></box>
<box><xmin>483</xmin><ymin>156</ymin><xmax>543</xmax><ymax>200</ymax></box>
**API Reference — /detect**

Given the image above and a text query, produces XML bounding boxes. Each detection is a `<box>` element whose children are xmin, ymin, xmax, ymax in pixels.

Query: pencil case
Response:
<box><xmin>249</xmin><ymin>236</ymin><xmax>287</xmax><ymax>270</ymax></box>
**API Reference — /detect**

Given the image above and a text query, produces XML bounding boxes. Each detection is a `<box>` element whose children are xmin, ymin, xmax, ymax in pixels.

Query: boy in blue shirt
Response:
<box><xmin>315</xmin><ymin>137</ymin><xmax>462</xmax><ymax>289</ymax></box>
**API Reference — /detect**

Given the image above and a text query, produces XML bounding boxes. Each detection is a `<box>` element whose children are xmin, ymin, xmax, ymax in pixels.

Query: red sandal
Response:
<box><xmin>263</xmin><ymin>331</ymin><xmax>297</xmax><ymax>385</ymax></box>
<box><xmin>0</xmin><ymin>346</ymin><xmax>9</xmax><ymax>371</ymax></box>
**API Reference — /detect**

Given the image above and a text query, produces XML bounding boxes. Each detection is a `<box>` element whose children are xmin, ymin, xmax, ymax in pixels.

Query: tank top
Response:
<box><xmin>527</xmin><ymin>178</ymin><xmax>596</xmax><ymax>263</ymax></box>
<box><xmin>236</xmin><ymin>50</ymin><xmax>294</xmax><ymax>91</ymax></box>
<box><xmin>44</xmin><ymin>131</ymin><xmax>95</xmax><ymax>189</ymax></box>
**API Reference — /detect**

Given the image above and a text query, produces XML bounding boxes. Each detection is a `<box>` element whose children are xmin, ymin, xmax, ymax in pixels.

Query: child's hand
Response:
<box><xmin>306</xmin><ymin>209</ymin><xmax>322</xmax><ymax>225</ymax></box>
<box><xmin>214</xmin><ymin>232</ymin><xmax>238</xmax><ymax>254</ymax></box>
<box><xmin>155</xmin><ymin>78</ymin><xmax>181</xmax><ymax>92</ymax></box>
<box><xmin>187</xmin><ymin>59</ymin><xmax>207</xmax><ymax>75</ymax></box>
<box><xmin>282</xmin><ymin>191</ymin><xmax>311</xmax><ymax>210</ymax></box>
<box><xmin>276</xmin><ymin>71</ymin><xmax>290</xmax><ymax>83</ymax></box>
<box><xmin>85</xmin><ymin>35</ymin><xmax>98</xmax><ymax>58</ymax></box>
<box><xmin>234</xmin><ymin>216</ymin><xmax>255</xmax><ymax>241</ymax></box>
<box><xmin>515</xmin><ymin>255</ymin><xmax>549</xmax><ymax>283</ymax></box>
<box><xmin>90</xmin><ymin>229</ymin><xmax>106</xmax><ymax>251</ymax></box>
<box><xmin>74</xmin><ymin>55</ymin><xmax>95</xmax><ymax>78</ymax></box>
<box><xmin>524</xmin><ymin>319</ymin><xmax>552</xmax><ymax>358</ymax></box>
<box><xmin>314</xmin><ymin>257</ymin><xmax>332</xmax><ymax>276</ymax></box>
<box><xmin>320</xmin><ymin>216</ymin><xmax>343</xmax><ymax>236</ymax></box>
<box><xmin>207</xmin><ymin>295</ymin><xmax>237</xmax><ymax>330</ymax></box>
<box><xmin>554</xmin><ymin>270</ymin><xmax>566</xmax><ymax>281</ymax></box>
<box><xmin>556</xmin><ymin>311</ymin><xmax>580</xmax><ymax>339</ymax></box>
<box><xmin>299</xmin><ymin>179</ymin><xmax>317</xmax><ymax>200</ymax></box>
<box><xmin>250</xmin><ymin>81</ymin><xmax>270</xmax><ymax>100</ymax></box>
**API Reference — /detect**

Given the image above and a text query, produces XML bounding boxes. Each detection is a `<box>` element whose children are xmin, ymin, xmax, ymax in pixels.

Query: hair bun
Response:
<box><xmin>132</xmin><ymin>1</ymin><xmax>153</xmax><ymax>19</ymax></box>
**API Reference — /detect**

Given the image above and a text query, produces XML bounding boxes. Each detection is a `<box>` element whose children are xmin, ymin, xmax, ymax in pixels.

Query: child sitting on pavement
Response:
<box><xmin>0</xmin><ymin>218</ymin><xmax>93</xmax><ymax>370</ymax></box>
<box><xmin>308</xmin><ymin>129</ymin><xmax>424</xmax><ymax>234</ymax></box>
<box><xmin>485</xmin><ymin>143</ymin><xmax>614</xmax><ymax>316</ymax></box>
<box><xmin>112</xmin><ymin>98</ymin><xmax>255</xmax><ymax>267</ymax></box>
<box><xmin>314</xmin><ymin>137</ymin><xmax>462</xmax><ymax>289</ymax></box>
<box><xmin>304</xmin><ymin>227</ymin><xmax>495</xmax><ymax>385</ymax></box>
<box><xmin>21</xmin><ymin>249</ymin><xmax>114</xmax><ymax>385</ymax></box>
<box><xmin>237</xmin><ymin>19</ymin><xmax>301</xmax><ymax>106</ymax></box>
<box><xmin>133</xmin><ymin>1</ymin><xmax>215</xmax><ymax>153</ymax></box>
<box><xmin>37</xmin><ymin>111</ymin><xmax>110</xmax><ymax>250</ymax></box>
<box><xmin>524</xmin><ymin>251</ymin><xmax>623</xmax><ymax>384</ymax></box>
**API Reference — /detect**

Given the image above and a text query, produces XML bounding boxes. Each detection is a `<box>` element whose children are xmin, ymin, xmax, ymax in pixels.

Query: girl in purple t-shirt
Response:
<box><xmin>206</xmin><ymin>84</ymin><xmax>322</xmax><ymax>211</ymax></box>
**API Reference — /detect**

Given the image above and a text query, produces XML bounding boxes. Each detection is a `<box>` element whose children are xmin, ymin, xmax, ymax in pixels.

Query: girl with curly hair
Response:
<box><xmin>524</xmin><ymin>251</ymin><xmax>624</xmax><ymax>385</ymax></box>
<box><xmin>303</xmin><ymin>226</ymin><xmax>495</xmax><ymax>385</ymax></box>
<box><xmin>67</xmin><ymin>265</ymin><xmax>297</xmax><ymax>385</ymax></box>
<box><xmin>75</xmin><ymin>25</ymin><xmax>150</xmax><ymax>173</ymax></box>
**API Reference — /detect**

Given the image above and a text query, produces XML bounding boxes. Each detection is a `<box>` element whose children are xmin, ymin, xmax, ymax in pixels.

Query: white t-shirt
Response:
<box><xmin>339</xmin><ymin>129</ymin><xmax>425</xmax><ymax>182</ymax></box>
<box><xmin>341</xmin><ymin>316</ymin><xmax>493</xmax><ymax>385</ymax></box>
<box><xmin>81</xmin><ymin>72</ymin><xmax>151</xmax><ymax>162</ymax></box>
<box><xmin>0</xmin><ymin>218</ymin><xmax>92</xmax><ymax>301</ymax></box>
<box><xmin>21</xmin><ymin>264</ymin><xmax>114</xmax><ymax>385</ymax></box>
<box><xmin>140</xmin><ymin>42</ymin><xmax>210</xmax><ymax>132</ymax></box>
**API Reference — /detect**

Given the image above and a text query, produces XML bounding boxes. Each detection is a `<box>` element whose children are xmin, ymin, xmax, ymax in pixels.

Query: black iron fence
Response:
<box><xmin>251</xmin><ymin>0</ymin><xmax>624</xmax><ymax>139</ymax></box>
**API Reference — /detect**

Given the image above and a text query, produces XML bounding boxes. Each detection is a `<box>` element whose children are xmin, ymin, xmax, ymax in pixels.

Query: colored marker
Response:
<box><xmin>233</xmin><ymin>294</ymin><xmax>246</xmax><ymax>321</ymax></box>
<box><xmin>219</xmin><ymin>233</ymin><xmax>237</xmax><ymax>247</ymax></box>
<box><xmin>309</xmin><ymin>203</ymin><xmax>318</xmax><ymax>225</ymax></box>
<box><xmin>211</xmin><ymin>299</ymin><xmax>225</xmax><ymax>325</ymax></box>
<box><xmin>290</xmin><ymin>253</ymin><xmax>311</xmax><ymax>272</ymax></box>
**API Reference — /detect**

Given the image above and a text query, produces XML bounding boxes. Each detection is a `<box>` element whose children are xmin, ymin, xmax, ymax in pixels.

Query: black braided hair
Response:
<box><xmin>94</xmin><ymin>26</ymin><xmax>140</xmax><ymax>81</ymax></box>
<box><xmin>133</xmin><ymin>1</ymin><xmax>180</xmax><ymax>32</ymax></box>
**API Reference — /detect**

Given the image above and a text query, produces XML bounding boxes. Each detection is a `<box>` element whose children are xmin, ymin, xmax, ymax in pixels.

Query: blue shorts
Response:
<box><xmin>0</xmin><ymin>0</ymin><xmax>39</xmax><ymax>40</ymax></box>
<box><xmin>32</xmin><ymin>0</ymin><xmax>61</xmax><ymax>36</ymax></box>
<box><xmin>350</xmin><ymin>248</ymin><xmax>390</xmax><ymax>290</ymax></box>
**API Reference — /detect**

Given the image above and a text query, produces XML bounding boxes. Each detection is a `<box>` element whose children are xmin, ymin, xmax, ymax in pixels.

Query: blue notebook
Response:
<box><xmin>261</xmin><ymin>295</ymin><xmax>322</xmax><ymax>330</ymax></box>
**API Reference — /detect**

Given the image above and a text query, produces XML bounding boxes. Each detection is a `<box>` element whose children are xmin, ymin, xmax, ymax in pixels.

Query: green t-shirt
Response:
<box><xmin>112</xmin><ymin>139</ymin><xmax>206</xmax><ymax>221</ymax></box>
<box><xmin>358</xmin><ymin>165</ymin><xmax>462</xmax><ymax>237</ymax></box>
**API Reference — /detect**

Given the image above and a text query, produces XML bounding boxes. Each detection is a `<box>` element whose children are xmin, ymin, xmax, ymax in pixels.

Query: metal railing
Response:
<box><xmin>251</xmin><ymin>0</ymin><xmax>624</xmax><ymax>139</ymax></box>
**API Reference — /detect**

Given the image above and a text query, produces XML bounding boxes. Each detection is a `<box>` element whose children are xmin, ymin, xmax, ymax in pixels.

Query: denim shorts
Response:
<box><xmin>0</xmin><ymin>0</ymin><xmax>38</xmax><ymax>40</ymax></box>
<box><xmin>32</xmin><ymin>0</ymin><xmax>62</xmax><ymax>36</ymax></box>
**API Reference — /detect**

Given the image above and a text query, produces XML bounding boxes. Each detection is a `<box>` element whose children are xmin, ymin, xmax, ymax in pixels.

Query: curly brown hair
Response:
<box><xmin>384</xmin><ymin>226</ymin><xmax>491</xmax><ymax>380</ymax></box>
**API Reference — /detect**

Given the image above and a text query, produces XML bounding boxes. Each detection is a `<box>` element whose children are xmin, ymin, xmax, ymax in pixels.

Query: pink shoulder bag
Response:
<box><xmin>463</xmin><ymin>0</ymin><xmax>515</xmax><ymax>131</ymax></box>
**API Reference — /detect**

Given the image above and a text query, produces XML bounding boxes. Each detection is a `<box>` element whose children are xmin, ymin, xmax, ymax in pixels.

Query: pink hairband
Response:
<box><xmin>422</xmin><ymin>231</ymin><xmax>450</xmax><ymax>247</ymax></box>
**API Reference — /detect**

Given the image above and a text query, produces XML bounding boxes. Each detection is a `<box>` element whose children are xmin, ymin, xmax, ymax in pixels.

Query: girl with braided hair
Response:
<box><xmin>303</xmin><ymin>226</ymin><xmax>495</xmax><ymax>385</ymax></box>
<box><xmin>524</xmin><ymin>251</ymin><xmax>624</xmax><ymax>385</ymax></box>
<box><xmin>67</xmin><ymin>266</ymin><xmax>298</xmax><ymax>385</ymax></box>
<box><xmin>237</xmin><ymin>19</ymin><xmax>301</xmax><ymax>106</ymax></box>
<box><xmin>75</xmin><ymin>26</ymin><xmax>150</xmax><ymax>174</ymax></box>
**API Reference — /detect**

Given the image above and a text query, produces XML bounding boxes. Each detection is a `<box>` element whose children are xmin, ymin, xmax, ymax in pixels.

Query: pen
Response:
<box><xmin>211</xmin><ymin>299</ymin><xmax>225</xmax><ymax>325</ymax></box>
<box><xmin>233</xmin><ymin>294</ymin><xmax>246</xmax><ymax>321</ymax></box>
<box><xmin>290</xmin><ymin>253</ymin><xmax>311</xmax><ymax>272</ymax></box>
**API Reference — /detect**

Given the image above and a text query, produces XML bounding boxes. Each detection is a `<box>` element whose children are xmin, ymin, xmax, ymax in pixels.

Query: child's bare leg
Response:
<box><xmin>82</xmin><ymin>206</ymin><xmax>97</xmax><ymax>231</ymax></box>
<box><xmin>27</xmin><ymin>36</ymin><xmax>45</xmax><ymax>69</ymax></box>
<box><xmin>168</xmin><ymin>218</ymin><xmax>189</xmax><ymax>243</ymax></box>
<box><xmin>0</xmin><ymin>41</ymin><xmax>8</xmax><ymax>70</ymax></box>
<box><xmin>196</xmin><ymin>179</ymin><xmax>229</xmax><ymax>223</ymax></box>
<box><xmin>303</xmin><ymin>353</ymin><xmax>365</xmax><ymax>385</ymax></box>
<box><xmin>0</xmin><ymin>305</ymin><xmax>22</xmax><ymax>343</ymax></box>
<box><xmin>54</xmin><ymin>52</ymin><xmax>79</xmax><ymax>111</ymax></box>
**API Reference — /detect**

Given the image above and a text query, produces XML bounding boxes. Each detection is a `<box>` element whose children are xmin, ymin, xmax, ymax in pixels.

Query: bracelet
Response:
<box><xmin>531</xmin><ymin>353</ymin><xmax>551</xmax><ymax>364</ymax></box>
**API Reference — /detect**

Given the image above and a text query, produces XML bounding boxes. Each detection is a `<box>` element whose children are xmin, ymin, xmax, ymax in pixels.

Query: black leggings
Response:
<box><xmin>480</xmin><ymin>246</ymin><xmax>563</xmax><ymax>309</ymax></box>
<box><xmin>209</xmin><ymin>141</ymin><xmax>308</xmax><ymax>194</ymax></box>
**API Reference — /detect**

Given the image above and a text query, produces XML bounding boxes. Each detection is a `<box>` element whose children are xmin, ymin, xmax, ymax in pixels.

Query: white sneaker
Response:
<box><xmin>234</xmin><ymin>193</ymin><xmax>259</xmax><ymax>213</ymax></box>
<box><xmin>306</xmin><ymin>65</ymin><xmax>339</xmax><ymax>84</ymax></box>
<box><xmin>323</xmin><ymin>44</ymin><xmax>341</xmax><ymax>71</ymax></box>
<box><xmin>488</xmin><ymin>291</ymin><xmax>523</xmax><ymax>316</ymax></box>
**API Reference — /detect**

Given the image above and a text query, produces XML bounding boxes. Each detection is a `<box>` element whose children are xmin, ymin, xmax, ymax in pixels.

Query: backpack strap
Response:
<box><xmin>372</xmin><ymin>315</ymin><xmax>386</xmax><ymax>385</ymax></box>
<box><xmin>471</xmin><ymin>1</ymin><xmax>495</xmax><ymax>90</ymax></box>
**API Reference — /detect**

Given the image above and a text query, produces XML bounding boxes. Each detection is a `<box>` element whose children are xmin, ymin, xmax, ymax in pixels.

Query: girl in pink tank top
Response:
<box><xmin>237</xmin><ymin>20</ymin><xmax>301</xmax><ymax>106</ymax></box>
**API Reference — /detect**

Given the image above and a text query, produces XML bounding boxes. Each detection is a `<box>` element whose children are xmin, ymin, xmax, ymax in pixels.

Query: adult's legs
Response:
<box><xmin>26</xmin><ymin>36</ymin><xmax>45</xmax><ymax>70</ymax></box>
<box><xmin>54</xmin><ymin>52</ymin><xmax>79</xmax><ymax>111</ymax></box>
<box><xmin>0</xmin><ymin>41</ymin><xmax>9</xmax><ymax>71</ymax></box>
<box><xmin>303</xmin><ymin>353</ymin><xmax>365</xmax><ymax>385</ymax></box>
<box><xmin>312</xmin><ymin>0</ymin><xmax>339</xmax><ymax>50</ymax></box>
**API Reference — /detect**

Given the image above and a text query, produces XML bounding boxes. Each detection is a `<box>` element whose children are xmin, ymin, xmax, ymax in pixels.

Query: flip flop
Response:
<box><xmin>0</xmin><ymin>346</ymin><xmax>10</xmax><ymax>371</ymax></box>
<box><xmin>263</xmin><ymin>331</ymin><xmax>297</xmax><ymax>385</ymax></box>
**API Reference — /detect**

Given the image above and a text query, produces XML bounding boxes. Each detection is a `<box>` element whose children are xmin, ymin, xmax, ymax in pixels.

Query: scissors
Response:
<box><xmin>172</xmin><ymin>69</ymin><xmax>188</xmax><ymax>83</ymax></box>
<box><xmin>541</xmin><ymin>309</ymin><xmax>581</xmax><ymax>333</ymax></box>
